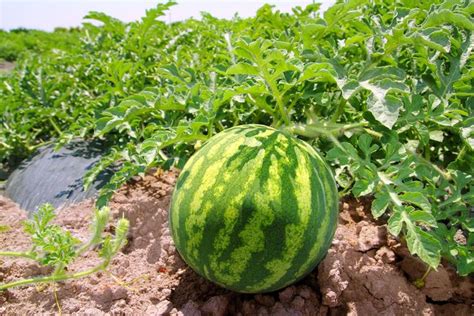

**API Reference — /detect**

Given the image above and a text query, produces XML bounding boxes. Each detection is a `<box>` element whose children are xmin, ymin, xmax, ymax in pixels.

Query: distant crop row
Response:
<box><xmin>0</xmin><ymin>0</ymin><xmax>472</xmax><ymax>275</ymax></box>
<box><xmin>0</xmin><ymin>28</ymin><xmax>80</xmax><ymax>62</ymax></box>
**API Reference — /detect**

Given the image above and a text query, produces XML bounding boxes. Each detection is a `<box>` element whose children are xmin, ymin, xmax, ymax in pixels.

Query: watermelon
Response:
<box><xmin>169</xmin><ymin>124</ymin><xmax>338</xmax><ymax>293</ymax></box>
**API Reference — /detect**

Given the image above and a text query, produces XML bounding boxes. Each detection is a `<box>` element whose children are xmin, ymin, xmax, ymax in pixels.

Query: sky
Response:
<box><xmin>0</xmin><ymin>0</ymin><xmax>335</xmax><ymax>31</ymax></box>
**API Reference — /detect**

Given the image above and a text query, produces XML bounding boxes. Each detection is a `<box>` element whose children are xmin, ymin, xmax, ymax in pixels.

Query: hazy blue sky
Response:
<box><xmin>1</xmin><ymin>0</ymin><xmax>335</xmax><ymax>31</ymax></box>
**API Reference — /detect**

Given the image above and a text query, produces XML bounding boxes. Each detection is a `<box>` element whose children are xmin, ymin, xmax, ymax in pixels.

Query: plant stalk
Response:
<box><xmin>0</xmin><ymin>251</ymin><xmax>36</xmax><ymax>260</ymax></box>
<box><xmin>0</xmin><ymin>260</ymin><xmax>109</xmax><ymax>291</ymax></box>
<box><xmin>288</xmin><ymin>121</ymin><xmax>368</xmax><ymax>138</ymax></box>
<box><xmin>331</xmin><ymin>98</ymin><xmax>347</xmax><ymax>123</ymax></box>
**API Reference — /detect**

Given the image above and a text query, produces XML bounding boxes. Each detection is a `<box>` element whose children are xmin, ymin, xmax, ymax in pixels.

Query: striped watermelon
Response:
<box><xmin>169</xmin><ymin>124</ymin><xmax>338</xmax><ymax>293</ymax></box>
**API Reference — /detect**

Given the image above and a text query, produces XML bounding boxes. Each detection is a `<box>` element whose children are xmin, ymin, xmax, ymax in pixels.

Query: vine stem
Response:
<box><xmin>53</xmin><ymin>284</ymin><xmax>62</xmax><ymax>315</ymax></box>
<box><xmin>262</xmin><ymin>70</ymin><xmax>290</xmax><ymax>127</ymax></box>
<box><xmin>413</xmin><ymin>267</ymin><xmax>432</xmax><ymax>288</ymax></box>
<box><xmin>48</xmin><ymin>117</ymin><xmax>63</xmax><ymax>137</ymax></box>
<box><xmin>251</xmin><ymin>54</ymin><xmax>290</xmax><ymax>127</ymax></box>
<box><xmin>364</xmin><ymin>128</ymin><xmax>383</xmax><ymax>138</ymax></box>
<box><xmin>0</xmin><ymin>260</ymin><xmax>109</xmax><ymax>291</ymax></box>
<box><xmin>287</xmin><ymin>121</ymin><xmax>368</xmax><ymax>138</ymax></box>
<box><xmin>406</xmin><ymin>148</ymin><xmax>452</xmax><ymax>181</ymax></box>
<box><xmin>28</xmin><ymin>140</ymin><xmax>54</xmax><ymax>151</ymax></box>
<box><xmin>0</xmin><ymin>251</ymin><xmax>36</xmax><ymax>260</ymax></box>
<box><xmin>331</xmin><ymin>98</ymin><xmax>347</xmax><ymax>123</ymax></box>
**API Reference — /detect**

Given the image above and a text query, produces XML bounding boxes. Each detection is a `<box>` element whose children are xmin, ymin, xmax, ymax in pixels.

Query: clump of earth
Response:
<box><xmin>0</xmin><ymin>170</ymin><xmax>472</xmax><ymax>315</ymax></box>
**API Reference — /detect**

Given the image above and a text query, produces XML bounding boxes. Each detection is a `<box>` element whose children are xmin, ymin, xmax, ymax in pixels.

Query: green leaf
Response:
<box><xmin>334</xmin><ymin>166</ymin><xmax>353</xmax><ymax>189</ymax></box>
<box><xmin>454</xmin><ymin>245</ymin><xmax>474</xmax><ymax>276</ymax></box>
<box><xmin>326</xmin><ymin>145</ymin><xmax>351</xmax><ymax>165</ymax></box>
<box><xmin>460</xmin><ymin>125</ymin><xmax>474</xmax><ymax>150</ymax></box>
<box><xmin>363</xmin><ymin>85</ymin><xmax>404</xmax><ymax>129</ymax></box>
<box><xmin>399</xmin><ymin>192</ymin><xmax>431</xmax><ymax>212</ymax></box>
<box><xmin>429</xmin><ymin>130</ymin><xmax>444</xmax><ymax>142</ymax></box>
<box><xmin>226</xmin><ymin>63</ymin><xmax>260</xmax><ymax>76</ymax></box>
<box><xmin>339</xmin><ymin>80</ymin><xmax>360</xmax><ymax>100</ymax></box>
<box><xmin>408</xmin><ymin>210</ymin><xmax>437</xmax><ymax>228</ymax></box>
<box><xmin>359</xmin><ymin>66</ymin><xmax>406</xmax><ymax>82</ymax></box>
<box><xmin>299</xmin><ymin>63</ymin><xmax>337</xmax><ymax>83</ymax></box>
<box><xmin>388</xmin><ymin>208</ymin><xmax>403</xmax><ymax>236</ymax></box>
<box><xmin>405</xmin><ymin>226</ymin><xmax>441</xmax><ymax>269</ymax></box>
<box><xmin>357</xmin><ymin>134</ymin><xmax>378</xmax><ymax>158</ymax></box>
<box><xmin>352</xmin><ymin>179</ymin><xmax>375</xmax><ymax>197</ymax></box>
<box><xmin>372</xmin><ymin>191</ymin><xmax>390</xmax><ymax>218</ymax></box>
<box><xmin>424</xmin><ymin>9</ymin><xmax>474</xmax><ymax>31</ymax></box>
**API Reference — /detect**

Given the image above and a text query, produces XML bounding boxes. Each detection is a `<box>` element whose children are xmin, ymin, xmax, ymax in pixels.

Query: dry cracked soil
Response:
<box><xmin>0</xmin><ymin>170</ymin><xmax>472</xmax><ymax>315</ymax></box>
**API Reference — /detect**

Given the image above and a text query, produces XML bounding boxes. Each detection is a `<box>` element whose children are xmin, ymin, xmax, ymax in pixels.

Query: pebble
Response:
<box><xmin>180</xmin><ymin>300</ymin><xmax>201</xmax><ymax>316</ymax></box>
<box><xmin>145</xmin><ymin>305</ymin><xmax>159</xmax><ymax>315</ymax></box>
<box><xmin>297</xmin><ymin>285</ymin><xmax>313</xmax><ymax>299</ymax></box>
<box><xmin>279</xmin><ymin>286</ymin><xmax>296</xmax><ymax>303</ymax></box>
<box><xmin>89</xmin><ymin>276</ymin><xmax>100</xmax><ymax>285</ymax></box>
<box><xmin>454</xmin><ymin>229</ymin><xmax>467</xmax><ymax>245</ymax></box>
<box><xmin>255</xmin><ymin>294</ymin><xmax>275</xmax><ymax>307</ymax></box>
<box><xmin>271</xmin><ymin>302</ymin><xmax>289</xmax><ymax>316</ymax></box>
<box><xmin>115</xmin><ymin>266</ymin><xmax>128</xmax><ymax>277</ymax></box>
<box><xmin>169</xmin><ymin>308</ymin><xmax>179</xmax><ymax>315</ymax></box>
<box><xmin>242</xmin><ymin>300</ymin><xmax>258</xmax><ymax>315</ymax></box>
<box><xmin>121</xmin><ymin>258</ymin><xmax>130</xmax><ymax>268</ymax></box>
<box><xmin>201</xmin><ymin>295</ymin><xmax>230</xmax><ymax>316</ymax></box>
<box><xmin>375</xmin><ymin>247</ymin><xmax>396</xmax><ymax>263</ymax></box>
<box><xmin>156</xmin><ymin>300</ymin><xmax>173</xmax><ymax>315</ymax></box>
<box><xmin>356</xmin><ymin>225</ymin><xmax>387</xmax><ymax>252</ymax></box>
<box><xmin>112</xmin><ymin>287</ymin><xmax>128</xmax><ymax>300</ymax></box>
<box><xmin>114</xmin><ymin>299</ymin><xmax>127</xmax><ymax>308</ymax></box>
<box><xmin>292</xmin><ymin>295</ymin><xmax>305</xmax><ymax>310</ymax></box>
<box><xmin>162</xmin><ymin>288</ymin><xmax>172</xmax><ymax>297</ymax></box>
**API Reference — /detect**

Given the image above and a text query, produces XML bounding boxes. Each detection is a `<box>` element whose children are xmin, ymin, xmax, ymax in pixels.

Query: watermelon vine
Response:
<box><xmin>1</xmin><ymin>0</ymin><xmax>472</xmax><ymax>276</ymax></box>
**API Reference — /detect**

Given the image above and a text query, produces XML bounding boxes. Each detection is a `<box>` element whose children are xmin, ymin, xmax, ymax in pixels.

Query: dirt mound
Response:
<box><xmin>0</xmin><ymin>171</ymin><xmax>472</xmax><ymax>315</ymax></box>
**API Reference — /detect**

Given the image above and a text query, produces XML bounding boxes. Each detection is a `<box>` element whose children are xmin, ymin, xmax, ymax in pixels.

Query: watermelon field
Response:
<box><xmin>0</xmin><ymin>0</ymin><xmax>473</xmax><ymax>314</ymax></box>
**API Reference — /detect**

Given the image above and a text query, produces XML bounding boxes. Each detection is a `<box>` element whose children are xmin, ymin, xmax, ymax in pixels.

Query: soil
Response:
<box><xmin>0</xmin><ymin>170</ymin><xmax>472</xmax><ymax>315</ymax></box>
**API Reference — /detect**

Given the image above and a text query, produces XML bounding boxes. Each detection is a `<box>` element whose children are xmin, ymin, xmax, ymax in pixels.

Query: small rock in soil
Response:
<box><xmin>254</xmin><ymin>294</ymin><xmax>275</xmax><ymax>307</ymax></box>
<box><xmin>240</xmin><ymin>300</ymin><xmax>257</xmax><ymax>315</ymax></box>
<box><xmin>278</xmin><ymin>285</ymin><xmax>296</xmax><ymax>303</ymax></box>
<box><xmin>112</xmin><ymin>286</ymin><xmax>128</xmax><ymax>301</ymax></box>
<box><xmin>291</xmin><ymin>295</ymin><xmax>305</xmax><ymax>310</ymax></box>
<box><xmin>356</xmin><ymin>223</ymin><xmax>387</xmax><ymax>252</ymax></box>
<box><xmin>180</xmin><ymin>300</ymin><xmax>201</xmax><ymax>316</ymax></box>
<box><xmin>297</xmin><ymin>285</ymin><xmax>314</xmax><ymax>300</ymax></box>
<box><xmin>375</xmin><ymin>246</ymin><xmax>396</xmax><ymax>264</ymax></box>
<box><xmin>145</xmin><ymin>305</ymin><xmax>160</xmax><ymax>315</ymax></box>
<box><xmin>201</xmin><ymin>295</ymin><xmax>230</xmax><ymax>316</ymax></box>
<box><xmin>453</xmin><ymin>229</ymin><xmax>467</xmax><ymax>245</ymax></box>
<box><xmin>156</xmin><ymin>299</ymin><xmax>173</xmax><ymax>315</ymax></box>
<box><xmin>271</xmin><ymin>302</ymin><xmax>288</xmax><ymax>316</ymax></box>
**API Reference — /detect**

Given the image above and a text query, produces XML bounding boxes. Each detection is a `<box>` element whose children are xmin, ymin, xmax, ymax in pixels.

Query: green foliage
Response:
<box><xmin>0</xmin><ymin>204</ymin><xmax>129</xmax><ymax>290</ymax></box>
<box><xmin>23</xmin><ymin>204</ymin><xmax>81</xmax><ymax>266</ymax></box>
<box><xmin>0</xmin><ymin>28</ymin><xmax>80</xmax><ymax>62</ymax></box>
<box><xmin>0</xmin><ymin>0</ymin><xmax>472</xmax><ymax>275</ymax></box>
